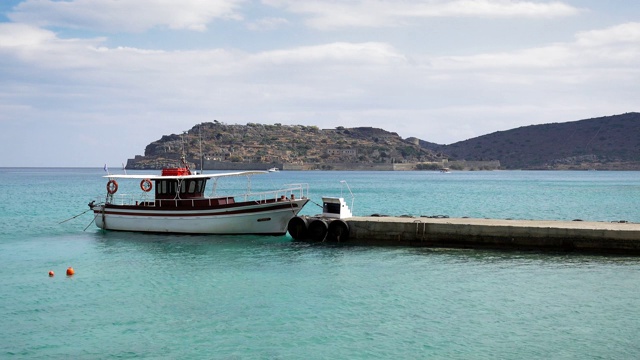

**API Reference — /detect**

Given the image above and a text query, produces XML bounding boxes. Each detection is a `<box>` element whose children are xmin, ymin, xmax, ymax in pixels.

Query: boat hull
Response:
<box><xmin>92</xmin><ymin>199</ymin><xmax>308</xmax><ymax>235</ymax></box>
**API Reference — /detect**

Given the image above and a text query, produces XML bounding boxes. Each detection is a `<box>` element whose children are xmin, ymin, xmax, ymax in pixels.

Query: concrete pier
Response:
<box><xmin>344</xmin><ymin>216</ymin><xmax>640</xmax><ymax>254</ymax></box>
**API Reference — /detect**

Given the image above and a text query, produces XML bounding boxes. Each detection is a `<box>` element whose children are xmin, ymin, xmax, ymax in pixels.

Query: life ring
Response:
<box><xmin>106</xmin><ymin>179</ymin><xmax>118</xmax><ymax>194</ymax></box>
<box><xmin>140</xmin><ymin>179</ymin><xmax>153</xmax><ymax>192</ymax></box>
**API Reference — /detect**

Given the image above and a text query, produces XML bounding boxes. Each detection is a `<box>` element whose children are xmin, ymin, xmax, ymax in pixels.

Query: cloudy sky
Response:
<box><xmin>1</xmin><ymin>0</ymin><xmax>638</xmax><ymax>167</ymax></box>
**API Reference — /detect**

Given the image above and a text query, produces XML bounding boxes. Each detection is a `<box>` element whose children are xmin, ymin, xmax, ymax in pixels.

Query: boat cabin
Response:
<box><xmin>155</xmin><ymin>177</ymin><xmax>208</xmax><ymax>200</ymax></box>
<box><xmin>150</xmin><ymin>168</ymin><xmax>205</xmax><ymax>200</ymax></box>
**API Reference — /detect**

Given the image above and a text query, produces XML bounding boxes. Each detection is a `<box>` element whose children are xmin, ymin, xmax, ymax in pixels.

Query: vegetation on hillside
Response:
<box><xmin>131</xmin><ymin>121</ymin><xmax>443</xmax><ymax>168</ymax></box>
<box><xmin>422</xmin><ymin>113</ymin><xmax>640</xmax><ymax>170</ymax></box>
<box><xmin>128</xmin><ymin>113</ymin><xmax>640</xmax><ymax>170</ymax></box>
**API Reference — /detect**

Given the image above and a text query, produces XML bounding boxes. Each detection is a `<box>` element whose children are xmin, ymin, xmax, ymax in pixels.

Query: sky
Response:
<box><xmin>0</xmin><ymin>0</ymin><xmax>639</xmax><ymax>167</ymax></box>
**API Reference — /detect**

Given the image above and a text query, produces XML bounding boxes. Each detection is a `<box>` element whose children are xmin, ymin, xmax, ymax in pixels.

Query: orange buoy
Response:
<box><xmin>66</xmin><ymin>267</ymin><xmax>75</xmax><ymax>276</ymax></box>
<box><xmin>48</xmin><ymin>270</ymin><xmax>55</xmax><ymax>277</ymax></box>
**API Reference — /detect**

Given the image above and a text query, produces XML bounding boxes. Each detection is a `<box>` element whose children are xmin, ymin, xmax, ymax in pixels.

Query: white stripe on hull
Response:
<box><xmin>93</xmin><ymin>200</ymin><xmax>307</xmax><ymax>234</ymax></box>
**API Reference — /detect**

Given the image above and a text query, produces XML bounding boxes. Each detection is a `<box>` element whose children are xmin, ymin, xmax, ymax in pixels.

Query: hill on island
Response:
<box><xmin>422</xmin><ymin>112</ymin><xmax>640</xmax><ymax>170</ymax></box>
<box><xmin>126</xmin><ymin>112</ymin><xmax>640</xmax><ymax>170</ymax></box>
<box><xmin>127</xmin><ymin>122</ymin><xmax>447</xmax><ymax>170</ymax></box>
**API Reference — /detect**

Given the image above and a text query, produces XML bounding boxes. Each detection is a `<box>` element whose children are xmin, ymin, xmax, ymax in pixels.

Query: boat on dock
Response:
<box><xmin>89</xmin><ymin>161</ymin><xmax>309</xmax><ymax>235</ymax></box>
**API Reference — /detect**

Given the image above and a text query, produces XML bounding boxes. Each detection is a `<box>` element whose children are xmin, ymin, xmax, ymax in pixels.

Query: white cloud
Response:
<box><xmin>1</xmin><ymin>14</ymin><xmax>638</xmax><ymax>165</ymax></box>
<box><xmin>247</xmin><ymin>17</ymin><xmax>290</xmax><ymax>31</ymax></box>
<box><xmin>429</xmin><ymin>22</ymin><xmax>640</xmax><ymax>72</ymax></box>
<box><xmin>9</xmin><ymin>0</ymin><xmax>245</xmax><ymax>32</ymax></box>
<box><xmin>1</xmin><ymin>20</ymin><xmax>636</xmax><ymax>108</ymax></box>
<box><xmin>252</xmin><ymin>42</ymin><xmax>406</xmax><ymax>65</ymax></box>
<box><xmin>0</xmin><ymin>23</ymin><xmax>55</xmax><ymax>46</ymax></box>
<box><xmin>575</xmin><ymin>22</ymin><xmax>640</xmax><ymax>47</ymax></box>
<box><xmin>0</xmin><ymin>23</ymin><xmax>109</xmax><ymax>71</ymax></box>
<box><xmin>264</xmin><ymin>0</ymin><xmax>580</xmax><ymax>29</ymax></box>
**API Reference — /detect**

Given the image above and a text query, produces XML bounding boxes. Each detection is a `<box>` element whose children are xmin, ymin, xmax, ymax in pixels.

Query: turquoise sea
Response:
<box><xmin>1</xmin><ymin>168</ymin><xmax>640</xmax><ymax>359</ymax></box>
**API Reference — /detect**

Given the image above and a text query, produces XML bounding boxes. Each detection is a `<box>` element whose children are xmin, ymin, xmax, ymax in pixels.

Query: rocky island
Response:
<box><xmin>126</xmin><ymin>113</ymin><xmax>640</xmax><ymax>171</ymax></box>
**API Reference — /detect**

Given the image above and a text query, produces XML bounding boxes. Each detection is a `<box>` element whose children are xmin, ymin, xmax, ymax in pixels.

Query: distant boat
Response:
<box><xmin>439</xmin><ymin>168</ymin><xmax>451</xmax><ymax>173</ymax></box>
<box><xmin>89</xmin><ymin>160</ymin><xmax>308</xmax><ymax>235</ymax></box>
<box><xmin>268</xmin><ymin>167</ymin><xmax>279</xmax><ymax>172</ymax></box>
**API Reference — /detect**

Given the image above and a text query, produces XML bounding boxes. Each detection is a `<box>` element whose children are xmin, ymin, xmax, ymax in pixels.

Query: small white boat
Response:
<box><xmin>439</xmin><ymin>168</ymin><xmax>451</xmax><ymax>173</ymax></box>
<box><xmin>268</xmin><ymin>167</ymin><xmax>279</xmax><ymax>172</ymax></box>
<box><xmin>89</xmin><ymin>163</ymin><xmax>308</xmax><ymax>235</ymax></box>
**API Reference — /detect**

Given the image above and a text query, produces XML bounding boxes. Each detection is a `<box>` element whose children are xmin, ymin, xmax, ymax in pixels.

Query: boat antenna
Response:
<box><xmin>180</xmin><ymin>131</ymin><xmax>191</xmax><ymax>174</ymax></box>
<box><xmin>199</xmin><ymin>124</ymin><xmax>204</xmax><ymax>174</ymax></box>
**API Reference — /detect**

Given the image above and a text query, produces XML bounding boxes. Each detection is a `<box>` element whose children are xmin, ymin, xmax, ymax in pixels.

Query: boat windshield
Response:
<box><xmin>156</xmin><ymin>178</ymin><xmax>207</xmax><ymax>199</ymax></box>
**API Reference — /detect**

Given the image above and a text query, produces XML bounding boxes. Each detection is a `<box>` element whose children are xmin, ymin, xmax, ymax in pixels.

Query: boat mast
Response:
<box><xmin>199</xmin><ymin>124</ymin><xmax>204</xmax><ymax>174</ymax></box>
<box><xmin>180</xmin><ymin>131</ymin><xmax>191</xmax><ymax>174</ymax></box>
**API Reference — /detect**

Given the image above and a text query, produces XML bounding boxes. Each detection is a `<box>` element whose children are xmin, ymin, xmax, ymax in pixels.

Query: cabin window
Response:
<box><xmin>188</xmin><ymin>181</ymin><xmax>196</xmax><ymax>193</ymax></box>
<box><xmin>180</xmin><ymin>180</ymin><xmax>186</xmax><ymax>193</ymax></box>
<box><xmin>196</xmin><ymin>180</ymin><xmax>204</xmax><ymax>193</ymax></box>
<box><xmin>156</xmin><ymin>180</ymin><xmax>178</xmax><ymax>195</ymax></box>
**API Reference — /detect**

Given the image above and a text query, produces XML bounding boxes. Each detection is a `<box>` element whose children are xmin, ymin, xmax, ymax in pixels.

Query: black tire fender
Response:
<box><xmin>287</xmin><ymin>216</ymin><xmax>309</xmax><ymax>241</ymax></box>
<box><xmin>308</xmin><ymin>219</ymin><xmax>328</xmax><ymax>242</ymax></box>
<box><xmin>328</xmin><ymin>219</ymin><xmax>350</xmax><ymax>242</ymax></box>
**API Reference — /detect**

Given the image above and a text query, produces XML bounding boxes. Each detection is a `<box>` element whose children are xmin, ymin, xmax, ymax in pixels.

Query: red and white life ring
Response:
<box><xmin>106</xmin><ymin>179</ymin><xmax>118</xmax><ymax>194</ymax></box>
<box><xmin>140</xmin><ymin>179</ymin><xmax>153</xmax><ymax>192</ymax></box>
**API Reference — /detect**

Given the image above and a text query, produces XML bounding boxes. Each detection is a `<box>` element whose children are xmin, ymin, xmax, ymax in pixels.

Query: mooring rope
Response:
<box><xmin>58</xmin><ymin>208</ymin><xmax>93</xmax><ymax>224</ymax></box>
<box><xmin>83</xmin><ymin>213</ymin><xmax>99</xmax><ymax>231</ymax></box>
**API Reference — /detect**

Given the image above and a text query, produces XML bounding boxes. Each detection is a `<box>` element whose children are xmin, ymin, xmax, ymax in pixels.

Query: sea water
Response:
<box><xmin>1</xmin><ymin>168</ymin><xmax>640</xmax><ymax>359</ymax></box>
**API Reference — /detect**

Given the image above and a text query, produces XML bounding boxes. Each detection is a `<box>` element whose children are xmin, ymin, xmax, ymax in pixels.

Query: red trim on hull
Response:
<box><xmin>94</xmin><ymin>201</ymin><xmax>306</xmax><ymax>218</ymax></box>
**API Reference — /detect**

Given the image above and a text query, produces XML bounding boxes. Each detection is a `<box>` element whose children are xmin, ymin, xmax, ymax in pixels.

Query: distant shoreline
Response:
<box><xmin>2</xmin><ymin>166</ymin><xmax>639</xmax><ymax>171</ymax></box>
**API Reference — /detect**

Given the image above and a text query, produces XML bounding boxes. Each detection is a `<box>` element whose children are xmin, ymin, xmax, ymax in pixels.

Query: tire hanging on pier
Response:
<box><xmin>307</xmin><ymin>219</ymin><xmax>328</xmax><ymax>242</ymax></box>
<box><xmin>287</xmin><ymin>216</ymin><xmax>309</xmax><ymax>241</ymax></box>
<box><xmin>327</xmin><ymin>219</ymin><xmax>350</xmax><ymax>242</ymax></box>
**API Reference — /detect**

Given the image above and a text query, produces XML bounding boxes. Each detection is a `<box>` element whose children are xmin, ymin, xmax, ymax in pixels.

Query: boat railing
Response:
<box><xmin>102</xmin><ymin>192</ymin><xmax>153</xmax><ymax>206</ymax></box>
<box><xmin>238</xmin><ymin>183</ymin><xmax>309</xmax><ymax>203</ymax></box>
<box><xmin>101</xmin><ymin>183</ymin><xmax>309</xmax><ymax>207</ymax></box>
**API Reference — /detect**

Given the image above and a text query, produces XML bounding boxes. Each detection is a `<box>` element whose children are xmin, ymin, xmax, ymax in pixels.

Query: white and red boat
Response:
<box><xmin>89</xmin><ymin>165</ymin><xmax>309</xmax><ymax>235</ymax></box>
